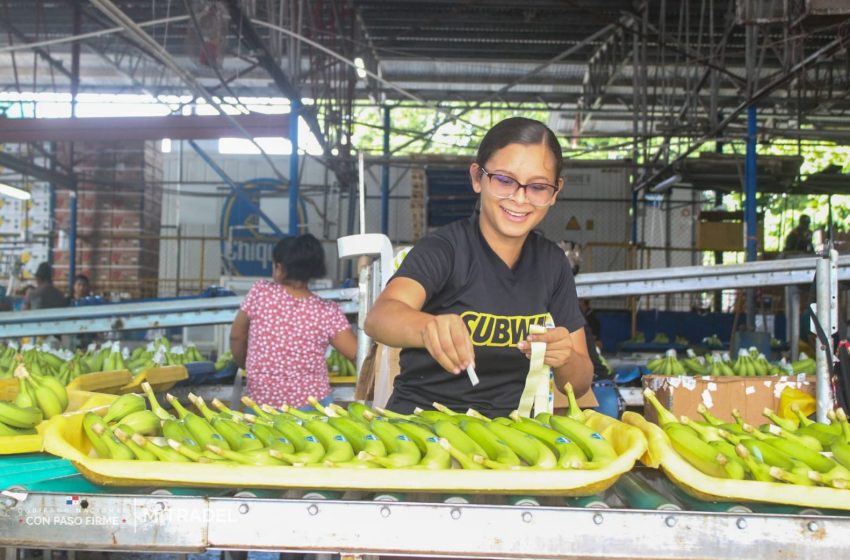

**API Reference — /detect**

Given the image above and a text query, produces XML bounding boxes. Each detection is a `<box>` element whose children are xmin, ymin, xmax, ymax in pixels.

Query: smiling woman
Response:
<box><xmin>363</xmin><ymin>117</ymin><xmax>593</xmax><ymax>418</ymax></box>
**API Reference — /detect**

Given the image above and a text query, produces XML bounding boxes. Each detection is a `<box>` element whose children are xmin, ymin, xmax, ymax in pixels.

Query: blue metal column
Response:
<box><xmin>744</xmin><ymin>106</ymin><xmax>758</xmax><ymax>262</ymax></box>
<box><xmin>289</xmin><ymin>99</ymin><xmax>300</xmax><ymax>236</ymax></box>
<box><xmin>69</xmin><ymin>187</ymin><xmax>77</xmax><ymax>287</ymax></box>
<box><xmin>381</xmin><ymin>106</ymin><xmax>391</xmax><ymax>235</ymax></box>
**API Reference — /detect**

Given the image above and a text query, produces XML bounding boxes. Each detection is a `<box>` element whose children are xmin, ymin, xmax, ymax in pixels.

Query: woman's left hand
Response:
<box><xmin>517</xmin><ymin>327</ymin><xmax>574</xmax><ymax>369</ymax></box>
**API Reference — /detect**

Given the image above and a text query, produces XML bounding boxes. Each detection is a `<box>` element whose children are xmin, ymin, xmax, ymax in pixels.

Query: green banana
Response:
<box><xmin>765</xmin><ymin>423</ymin><xmax>822</xmax><ymax>452</ymax></box>
<box><xmin>113</xmin><ymin>427</ymin><xmax>158</xmax><ymax>461</ymax></box>
<box><xmin>190</xmin><ymin>393</ymin><xmax>264</xmax><ymax>451</ymax></box>
<box><xmin>346</xmin><ymin>401</ymin><xmax>377</xmax><ymax>423</ymax></box>
<box><xmin>141</xmin><ymin>382</ymin><xmax>174</xmax><ymax>421</ymax></box>
<box><xmin>832</xmin><ymin>442</ymin><xmax>850</xmax><ymax>470</ymax></box>
<box><xmin>240</xmin><ymin>395</ymin><xmax>275</xmax><ymax>421</ymax></box>
<box><xmin>432</xmin><ymin>420</ymin><xmax>487</xmax><ymax>457</ymax></box>
<box><xmin>460</xmin><ymin>419</ymin><xmax>521</xmax><ymax>466</ymax></box>
<box><xmin>0</xmin><ymin>421</ymin><xmax>37</xmax><ymax>436</ymax></box>
<box><xmin>485</xmin><ymin>421</ymin><xmax>557</xmax><ymax>469</ymax></box>
<box><xmin>30</xmin><ymin>373</ymin><xmax>68</xmax><ymax>411</ymax></box>
<box><xmin>103</xmin><ymin>393</ymin><xmax>147</xmax><ymax>423</ymax></box>
<box><xmin>549</xmin><ymin>415</ymin><xmax>618</xmax><ymax>463</ymax></box>
<box><xmin>509</xmin><ymin>414</ymin><xmax>588</xmax><ymax>467</ymax></box>
<box><xmin>743</xmin><ymin>424</ymin><xmax>835</xmax><ymax>473</ymax></box>
<box><xmin>665</xmin><ymin>423</ymin><xmax>729</xmax><ymax>478</ymax></box>
<box><xmin>762</xmin><ymin>408</ymin><xmax>798</xmax><ymax>432</ymax></box>
<box><xmin>12</xmin><ymin>377</ymin><xmax>36</xmax><ymax>409</ymax></box>
<box><xmin>364</xmin><ymin>417</ymin><xmax>421</xmax><ymax>467</ymax></box>
<box><xmin>132</xmin><ymin>434</ymin><xmax>191</xmax><ymax>462</ymax></box>
<box><xmin>207</xmin><ymin>444</ymin><xmax>286</xmax><ymax>466</ymax></box>
<box><xmin>643</xmin><ymin>388</ymin><xmax>679</xmax><ymax>427</ymax></box>
<box><xmin>414</xmin><ymin>407</ymin><xmax>461</xmax><ymax>425</ymax></box>
<box><xmin>210</xmin><ymin>398</ymin><xmax>246</xmax><ymax>420</ymax></box>
<box><xmin>327</xmin><ymin>415</ymin><xmax>387</xmax><ymax>457</ymax></box>
<box><xmin>166</xmin><ymin>393</ymin><xmax>230</xmax><ymax>450</ymax></box>
<box><xmin>161</xmin><ymin>419</ymin><xmax>201</xmax><ymax>452</ymax></box>
<box><xmin>0</xmin><ymin>401</ymin><xmax>43</xmax><ymax>429</ymax></box>
<box><xmin>24</xmin><ymin>375</ymin><xmax>64</xmax><ymax>419</ymax></box>
<box><xmin>247</xmin><ymin>421</ymin><xmax>295</xmax><ymax>453</ymax></box>
<box><xmin>115</xmin><ymin>409</ymin><xmax>161</xmax><ymax>436</ymax></box>
<box><xmin>271</xmin><ymin>418</ymin><xmax>326</xmax><ymax>464</ymax></box>
<box><xmin>82</xmin><ymin>412</ymin><xmax>112</xmax><ymax>458</ymax></box>
<box><xmin>437</xmin><ymin>437</ymin><xmax>484</xmax><ymax>469</ymax></box>
<box><xmin>734</xmin><ymin>444</ymin><xmax>773</xmax><ymax>482</ymax></box>
<box><xmin>720</xmin><ymin>429</ymin><xmax>795</xmax><ymax>470</ymax></box>
<box><xmin>393</xmin><ymin>421</ymin><xmax>452</xmax><ymax>469</ymax></box>
<box><xmin>680</xmin><ymin>417</ymin><xmax>747</xmax><ymax>480</ymax></box>
<box><xmin>166</xmin><ymin>439</ymin><xmax>210</xmax><ymax>462</ymax></box>
<box><xmin>303</xmin><ymin>418</ymin><xmax>355</xmax><ymax>463</ymax></box>
<box><xmin>91</xmin><ymin>423</ymin><xmax>135</xmax><ymax>460</ymax></box>
<box><xmin>769</xmin><ymin>466</ymin><xmax>816</xmax><ymax>486</ymax></box>
<box><xmin>563</xmin><ymin>382</ymin><xmax>587</xmax><ymax>422</ymax></box>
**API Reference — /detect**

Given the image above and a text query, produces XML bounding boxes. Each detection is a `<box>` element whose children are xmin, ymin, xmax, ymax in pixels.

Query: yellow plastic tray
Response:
<box><xmin>623</xmin><ymin>411</ymin><xmax>850</xmax><ymax>511</ymax></box>
<box><xmin>118</xmin><ymin>365</ymin><xmax>188</xmax><ymax>395</ymax></box>
<box><xmin>328</xmin><ymin>375</ymin><xmax>356</xmax><ymax>384</ymax></box>
<box><xmin>0</xmin><ymin>390</ymin><xmax>117</xmax><ymax>455</ymax></box>
<box><xmin>66</xmin><ymin>370</ymin><xmax>134</xmax><ymax>394</ymax></box>
<box><xmin>43</xmin><ymin>410</ymin><xmax>647</xmax><ymax>495</ymax></box>
<box><xmin>0</xmin><ymin>378</ymin><xmax>19</xmax><ymax>401</ymax></box>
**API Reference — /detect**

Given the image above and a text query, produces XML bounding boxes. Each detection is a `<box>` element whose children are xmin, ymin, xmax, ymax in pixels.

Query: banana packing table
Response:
<box><xmin>2</xmin><ymin>454</ymin><xmax>850</xmax><ymax>559</ymax></box>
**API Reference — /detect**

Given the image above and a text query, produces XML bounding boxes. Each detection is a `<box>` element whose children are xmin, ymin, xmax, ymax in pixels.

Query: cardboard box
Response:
<box><xmin>696</xmin><ymin>221</ymin><xmax>764</xmax><ymax>251</ymax></box>
<box><xmin>642</xmin><ymin>374</ymin><xmax>816</xmax><ymax>426</ymax></box>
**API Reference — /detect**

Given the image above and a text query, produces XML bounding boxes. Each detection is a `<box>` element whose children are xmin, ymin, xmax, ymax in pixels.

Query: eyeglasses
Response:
<box><xmin>478</xmin><ymin>167</ymin><xmax>559</xmax><ymax>207</ymax></box>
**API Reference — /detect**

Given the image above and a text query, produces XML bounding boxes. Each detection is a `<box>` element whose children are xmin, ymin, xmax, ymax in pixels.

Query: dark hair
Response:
<box><xmin>273</xmin><ymin>234</ymin><xmax>326</xmax><ymax>283</ymax></box>
<box><xmin>800</xmin><ymin>214</ymin><xmax>811</xmax><ymax>226</ymax></box>
<box><xmin>35</xmin><ymin>262</ymin><xmax>53</xmax><ymax>282</ymax></box>
<box><xmin>74</xmin><ymin>274</ymin><xmax>90</xmax><ymax>286</ymax></box>
<box><xmin>475</xmin><ymin>117</ymin><xmax>564</xmax><ymax>179</ymax></box>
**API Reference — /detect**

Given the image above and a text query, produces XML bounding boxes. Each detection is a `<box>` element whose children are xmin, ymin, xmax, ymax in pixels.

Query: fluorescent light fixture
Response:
<box><xmin>354</xmin><ymin>57</ymin><xmax>367</xmax><ymax>79</ymax></box>
<box><xmin>650</xmin><ymin>174</ymin><xmax>682</xmax><ymax>194</ymax></box>
<box><xmin>0</xmin><ymin>182</ymin><xmax>31</xmax><ymax>200</ymax></box>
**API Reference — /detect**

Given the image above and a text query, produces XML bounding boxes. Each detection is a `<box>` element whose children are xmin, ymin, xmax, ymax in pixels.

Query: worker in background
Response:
<box><xmin>229</xmin><ymin>234</ymin><xmax>357</xmax><ymax>411</ymax></box>
<box><xmin>364</xmin><ymin>117</ymin><xmax>593</xmax><ymax>417</ymax></box>
<box><xmin>22</xmin><ymin>262</ymin><xmax>67</xmax><ymax>310</ymax></box>
<box><xmin>72</xmin><ymin>274</ymin><xmax>92</xmax><ymax>303</ymax></box>
<box><xmin>784</xmin><ymin>214</ymin><xmax>814</xmax><ymax>254</ymax></box>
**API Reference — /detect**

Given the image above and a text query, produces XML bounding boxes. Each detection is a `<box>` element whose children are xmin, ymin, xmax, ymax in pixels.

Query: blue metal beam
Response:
<box><xmin>187</xmin><ymin>140</ymin><xmax>285</xmax><ymax>238</ymax></box>
<box><xmin>289</xmin><ymin>101</ymin><xmax>300</xmax><ymax>235</ymax></box>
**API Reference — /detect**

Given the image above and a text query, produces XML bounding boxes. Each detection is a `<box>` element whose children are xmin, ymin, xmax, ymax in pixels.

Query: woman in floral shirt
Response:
<box><xmin>230</xmin><ymin>234</ymin><xmax>357</xmax><ymax>409</ymax></box>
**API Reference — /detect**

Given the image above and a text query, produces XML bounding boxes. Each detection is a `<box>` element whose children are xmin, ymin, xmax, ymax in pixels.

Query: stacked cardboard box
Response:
<box><xmin>642</xmin><ymin>374</ymin><xmax>817</xmax><ymax>426</ymax></box>
<box><xmin>52</xmin><ymin>140</ymin><xmax>162</xmax><ymax>298</ymax></box>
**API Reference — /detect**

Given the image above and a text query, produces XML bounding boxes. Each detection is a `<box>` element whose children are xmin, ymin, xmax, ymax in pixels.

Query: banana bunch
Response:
<box><xmin>702</xmin><ymin>353</ymin><xmax>734</xmax><ymax>376</ymax></box>
<box><xmin>326</xmin><ymin>349</ymin><xmax>356</xmax><ymax>376</ymax></box>
<box><xmin>627</xmin><ymin>331</ymin><xmax>646</xmax><ymax>344</ymax></box>
<box><xmin>0</xmin><ymin>343</ymin><xmax>19</xmax><ymax>378</ymax></box>
<box><xmin>214</xmin><ymin>351</ymin><xmax>233</xmax><ymax>371</ymax></box>
<box><xmin>647</xmin><ymin>349</ymin><xmax>686</xmax><ymax>376</ymax></box>
<box><xmin>651</xmin><ymin>332</ymin><xmax>670</xmax><ymax>344</ymax></box>
<box><xmin>728</xmin><ymin>349</ymin><xmax>768</xmax><ymax>376</ymax></box>
<box><xmin>790</xmin><ymin>352</ymin><xmax>816</xmax><ymax>375</ymax></box>
<box><xmin>80</xmin><ymin>382</ymin><xmax>624</xmax><ymax>471</ymax></box>
<box><xmin>0</xmin><ymin>363</ymin><xmax>70</xmax><ymax>436</ymax></box>
<box><xmin>702</xmin><ymin>334</ymin><xmax>723</xmax><ymax>349</ymax></box>
<box><xmin>680</xmin><ymin>349</ymin><xmax>706</xmax><ymax>375</ymax></box>
<box><xmin>645</xmin><ymin>388</ymin><xmax>850</xmax><ymax>488</ymax></box>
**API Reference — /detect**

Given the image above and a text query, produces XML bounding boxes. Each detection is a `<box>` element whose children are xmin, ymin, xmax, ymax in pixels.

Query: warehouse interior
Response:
<box><xmin>2</xmin><ymin>1</ymin><xmax>850</xmax><ymax>558</ymax></box>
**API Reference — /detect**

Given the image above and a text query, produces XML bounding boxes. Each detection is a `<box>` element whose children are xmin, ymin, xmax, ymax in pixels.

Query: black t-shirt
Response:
<box><xmin>386</xmin><ymin>212</ymin><xmax>585</xmax><ymax>417</ymax></box>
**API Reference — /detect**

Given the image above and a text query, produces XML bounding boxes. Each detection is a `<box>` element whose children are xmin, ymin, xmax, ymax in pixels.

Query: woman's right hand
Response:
<box><xmin>421</xmin><ymin>314</ymin><xmax>475</xmax><ymax>375</ymax></box>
